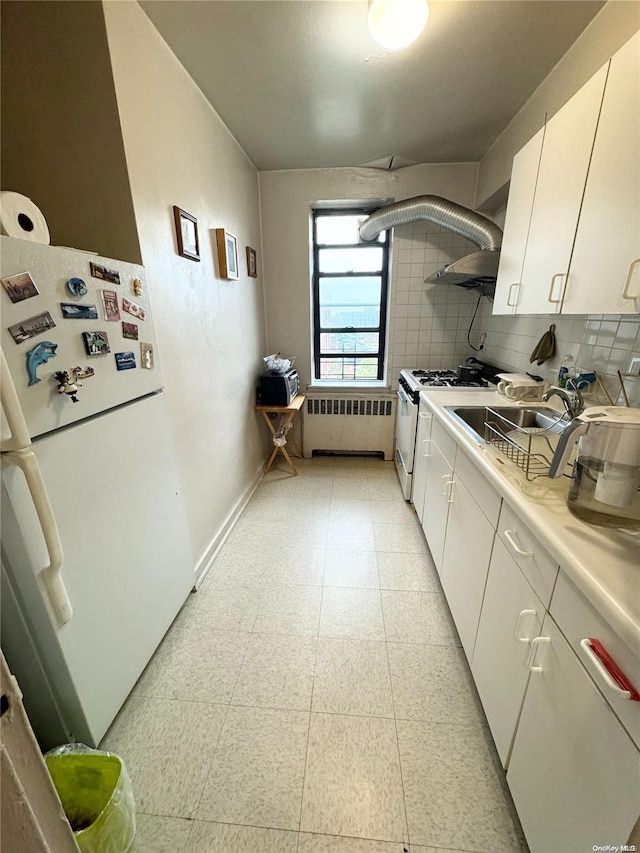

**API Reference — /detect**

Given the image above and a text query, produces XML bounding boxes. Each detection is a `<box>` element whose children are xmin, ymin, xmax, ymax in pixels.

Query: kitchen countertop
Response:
<box><xmin>420</xmin><ymin>388</ymin><xmax>640</xmax><ymax>656</ymax></box>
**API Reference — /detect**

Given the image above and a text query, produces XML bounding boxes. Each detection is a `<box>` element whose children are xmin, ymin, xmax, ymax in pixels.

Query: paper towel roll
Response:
<box><xmin>0</xmin><ymin>191</ymin><xmax>50</xmax><ymax>244</ymax></box>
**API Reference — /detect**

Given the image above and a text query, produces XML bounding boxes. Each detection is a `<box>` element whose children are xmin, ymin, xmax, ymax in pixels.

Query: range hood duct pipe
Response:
<box><xmin>359</xmin><ymin>195</ymin><xmax>502</xmax><ymax>250</ymax></box>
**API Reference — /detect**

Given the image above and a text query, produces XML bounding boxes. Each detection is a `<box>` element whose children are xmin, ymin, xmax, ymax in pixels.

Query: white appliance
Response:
<box><xmin>395</xmin><ymin>363</ymin><xmax>499</xmax><ymax>501</ymax></box>
<box><xmin>0</xmin><ymin>237</ymin><xmax>194</xmax><ymax>749</ymax></box>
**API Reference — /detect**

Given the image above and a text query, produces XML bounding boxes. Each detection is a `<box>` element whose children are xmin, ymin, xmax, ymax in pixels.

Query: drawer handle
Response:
<box><xmin>526</xmin><ymin>636</ymin><xmax>550</xmax><ymax>672</ymax></box>
<box><xmin>441</xmin><ymin>474</ymin><xmax>451</xmax><ymax>496</ymax></box>
<box><xmin>504</xmin><ymin>529</ymin><xmax>533</xmax><ymax>558</ymax></box>
<box><xmin>580</xmin><ymin>638</ymin><xmax>640</xmax><ymax>702</ymax></box>
<box><xmin>422</xmin><ymin>438</ymin><xmax>431</xmax><ymax>458</ymax></box>
<box><xmin>507</xmin><ymin>282</ymin><xmax>520</xmax><ymax>307</ymax></box>
<box><xmin>514</xmin><ymin>609</ymin><xmax>537</xmax><ymax>644</ymax></box>
<box><xmin>418</xmin><ymin>411</ymin><xmax>432</xmax><ymax>420</ymax></box>
<box><xmin>445</xmin><ymin>479</ymin><xmax>455</xmax><ymax>504</ymax></box>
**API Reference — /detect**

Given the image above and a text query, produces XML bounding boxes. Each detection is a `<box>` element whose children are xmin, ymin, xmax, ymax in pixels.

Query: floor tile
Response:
<box><xmin>381</xmin><ymin>591</ymin><xmax>460</xmax><ymax>645</ymax></box>
<box><xmin>327</xmin><ymin>521</ymin><xmax>375</xmax><ymax>551</ymax></box>
<box><xmin>265</xmin><ymin>546</ymin><xmax>326</xmax><ymax>586</ymax></box>
<box><xmin>372</xmin><ymin>521</ymin><xmax>428</xmax><ymax>554</ymax></box>
<box><xmin>298</xmin><ymin>834</ymin><xmax>409</xmax><ymax>852</ymax></box>
<box><xmin>130</xmin><ymin>814</ymin><xmax>193</xmax><ymax>853</ymax></box>
<box><xmin>133</xmin><ymin>628</ymin><xmax>251</xmax><ymax>703</ymax></box>
<box><xmin>180</xmin><ymin>585</ymin><xmax>261</xmax><ymax>632</ymax></box>
<box><xmin>331</xmin><ymin>478</ymin><xmax>371</xmax><ymax>500</ymax></box>
<box><xmin>313</xmin><ymin>638</ymin><xmax>394</xmax><ymax>717</ymax></box>
<box><xmin>368</xmin><ymin>499</ymin><xmax>417</xmax><ymax>524</ymax></box>
<box><xmin>232</xmin><ymin>633</ymin><xmax>317</xmax><ymax>710</ymax></box>
<box><xmin>376</xmin><ymin>552</ymin><xmax>440</xmax><ymax>592</ymax></box>
<box><xmin>329</xmin><ymin>498</ymin><xmax>373</xmax><ymax>524</ymax></box>
<box><xmin>387</xmin><ymin>643</ymin><xmax>484</xmax><ymax>726</ymax></box>
<box><xmin>366</xmin><ymin>480</ymin><xmax>404</xmax><ymax>501</ymax></box>
<box><xmin>101</xmin><ymin>697</ymin><xmax>227</xmax><ymax>818</ymax></box>
<box><xmin>301</xmin><ymin>713</ymin><xmax>407</xmax><ymax>842</ymax></box>
<box><xmin>204</xmin><ymin>547</ymin><xmax>267</xmax><ymax>589</ymax></box>
<box><xmin>253</xmin><ymin>584</ymin><xmax>322</xmax><ymax>636</ymax></box>
<box><xmin>186</xmin><ymin>821</ymin><xmax>298</xmax><ymax>852</ymax></box>
<box><xmin>196</xmin><ymin>706</ymin><xmax>309</xmax><ymax>830</ymax></box>
<box><xmin>323</xmin><ymin>550</ymin><xmax>379</xmax><ymax>589</ymax></box>
<box><xmin>319</xmin><ymin>587</ymin><xmax>385</xmax><ymax>640</ymax></box>
<box><xmin>397</xmin><ymin>719</ymin><xmax>524</xmax><ymax>852</ymax></box>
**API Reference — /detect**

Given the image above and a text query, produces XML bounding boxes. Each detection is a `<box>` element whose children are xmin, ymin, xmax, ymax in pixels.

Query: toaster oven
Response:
<box><xmin>257</xmin><ymin>369</ymin><xmax>299</xmax><ymax>406</ymax></box>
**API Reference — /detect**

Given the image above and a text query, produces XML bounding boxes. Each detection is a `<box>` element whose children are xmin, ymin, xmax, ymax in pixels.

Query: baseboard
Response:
<box><xmin>193</xmin><ymin>464</ymin><xmax>264</xmax><ymax>589</ymax></box>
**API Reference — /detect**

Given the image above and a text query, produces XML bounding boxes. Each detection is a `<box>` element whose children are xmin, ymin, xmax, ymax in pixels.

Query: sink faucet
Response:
<box><xmin>541</xmin><ymin>387</ymin><xmax>585</xmax><ymax>419</ymax></box>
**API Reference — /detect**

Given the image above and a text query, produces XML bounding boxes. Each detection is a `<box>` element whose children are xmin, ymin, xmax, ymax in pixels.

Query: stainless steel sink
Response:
<box><xmin>442</xmin><ymin>405</ymin><xmax>568</xmax><ymax>444</ymax></box>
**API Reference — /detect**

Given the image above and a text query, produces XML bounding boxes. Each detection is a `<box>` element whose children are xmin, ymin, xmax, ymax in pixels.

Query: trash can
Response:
<box><xmin>45</xmin><ymin>745</ymin><xmax>136</xmax><ymax>853</ymax></box>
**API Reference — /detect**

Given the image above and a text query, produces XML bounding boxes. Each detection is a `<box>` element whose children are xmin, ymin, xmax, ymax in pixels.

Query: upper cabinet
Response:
<box><xmin>494</xmin><ymin>30</ymin><xmax>640</xmax><ymax>316</ymax></box>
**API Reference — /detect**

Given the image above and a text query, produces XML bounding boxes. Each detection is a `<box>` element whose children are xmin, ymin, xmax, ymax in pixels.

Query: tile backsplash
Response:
<box><xmin>388</xmin><ymin>221</ymin><xmax>640</xmax><ymax>406</ymax></box>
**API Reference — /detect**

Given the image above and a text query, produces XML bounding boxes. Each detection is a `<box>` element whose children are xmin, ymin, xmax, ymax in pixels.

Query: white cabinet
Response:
<box><xmin>421</xmin><ymin>443</ymin><xmax>452</xmax><ymax>574</ymax></box>
<box><xmin>471</xmin><ymin>535</ymin><xmax>545</xmax><ymax>766</ymax></box>
<box><xmin>507</xmin><ymin>614</ymin><xmax>640</xmax><ymax>853</ymax></box>
<box><xmin>562</xmin><ymin>30</ymin><xmax>640</xmax><ymax>314</ymax></box>
<box><xmin>411</xmin><ymin>400</ymin><xmax>433</xmax><ymax>523</ymax></box>
<box><xmin>494</xmin><ymin>127</ymin><xmax>544</xmax><ymax>315</ymax></box>
<box><xmin>439</xmin><ymin>473</ymin><xmax>496</xmax><ymax>660</ymax></box>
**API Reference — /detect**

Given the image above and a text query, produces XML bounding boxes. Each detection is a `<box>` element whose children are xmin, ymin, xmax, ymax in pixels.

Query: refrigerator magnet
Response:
<box><xmin>133</xmin><ymin>278</ymin><xmax>143</xmax><ymax>297</ymax></box>
<box><xmin>2</xmin><ymin>270</ymin><xmax>39</xmax><ymax>303</ymax></box>
<box><xmin>101</xmin><ymin>290</ymin><xmax>120</xmax><ymax>321</ymax></box>
<box><xmin>140</xmin><ymin>342</ymin><xmax>154</xmax><ymax>369</ymax></box>
<box><xmin>60</xmin><ymin>303</ymin><xmax>99</xmax><ymax>320</ymax></box>
<box><xmin>72</xmin><ymin>366</ymin><xmax>95</xmax><ymax>381</ymax></box>
<box><xmin>122</xmin><ymin>321</ymin><xmax>138</xmax><ymax>340</ymax></box>
<box><xmin>115</xmin><ymin>351</ymin><xmax>136</xmax><ymax>371</ymax></box>
<box><xmin>26</xmin><ymin>340</ymin><xmax>58</xmax><ymax>386</ymax></box>
<box><xmin>66</xmin><ymin>277</ymin><xmax>87</xmax><ymax>297</ymax></box>
<box><xmin>122</xmin><ymin>298</ymin><xmax>145</xmax><ymax>321</ymax></box>
<box><xmin>9</xmin><ymin>311</ymin><xmax>56</xmax><ymax>344</ymax></box>
<box><xmin>83</xmin><ymin>331</ymin><xmax>110</xmax><ymax>356</ymax></box>
<box><xmin>90</xmin><ymin>262</ymin><xmax>120</xmax><ymax>285</ymax></box>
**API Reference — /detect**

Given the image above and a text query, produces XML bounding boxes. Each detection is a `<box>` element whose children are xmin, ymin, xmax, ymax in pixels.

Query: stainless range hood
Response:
<box><xmin>359</xmin><ymin>195</ymin><xmax>502</xmax><ymax>296</ymax></box>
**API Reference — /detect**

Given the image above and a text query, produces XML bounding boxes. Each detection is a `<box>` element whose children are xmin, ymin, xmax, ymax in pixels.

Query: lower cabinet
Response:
<box><xmin>471</xmin><ymin>535</ymin><xmax>544</xmax><ymax>766</ymax></box>
<box><xmin>421</xmin><ymin>443</ymin><xmax>453</xmax><ymax>574</ymax></box>
<box><xmin>412</xmin><ymin>402</ymin><xmax>433</xmax><ymax>523</ymax></box>
<box><xmin>507</xmin><ymin>614</ymin><xmax>640</xmax><ymax>853</ymax></box>
<box><xmin>439</xmin><ymin>475</ymin><xmax>496</xmax><ymax>660</ymax></box>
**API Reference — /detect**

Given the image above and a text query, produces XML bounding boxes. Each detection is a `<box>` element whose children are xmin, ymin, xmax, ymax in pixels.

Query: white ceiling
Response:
<box><xmin>140</xmin><ymin>0</ymin><xmax>605</xmax><ymax>171</ymax></box>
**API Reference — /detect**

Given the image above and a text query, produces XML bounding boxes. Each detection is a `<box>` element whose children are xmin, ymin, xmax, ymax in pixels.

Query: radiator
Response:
<box><xmin>302</xmin><ymin>394</ymin><xmax>396</xmax><ymax>459</ymax></box>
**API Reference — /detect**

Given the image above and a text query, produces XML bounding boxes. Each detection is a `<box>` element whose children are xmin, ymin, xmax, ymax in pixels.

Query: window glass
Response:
<box><xmin>318</xmin><ymin>247</ymin><xmax>383</xmax><ymax>274</ymax></box>
<box><xmin>315</xmin><ymin>215</ymin><xmax>385</xmax><ymax>245</ymax></box>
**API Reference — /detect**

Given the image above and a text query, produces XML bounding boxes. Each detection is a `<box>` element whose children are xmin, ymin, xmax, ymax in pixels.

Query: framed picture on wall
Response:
<box><xmin>215</xmin><ymin>228</ymin><xmax>239</xmax><ymax>280</ymax></box>
<box><xmin>173</xmin><ymin>206</ymin><xmax>200</xmax><ymax>262</ymax></box>
<box><xmin>246</xmin><ymin>246</ymin><xmax>257</xmax><ymax>278</ymax></box>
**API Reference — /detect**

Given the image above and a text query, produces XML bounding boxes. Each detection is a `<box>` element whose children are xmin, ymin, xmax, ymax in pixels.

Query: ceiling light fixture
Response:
<box><xmin>368</xmin><ymin>0</ymin><xmax>429</xmax><ymax>51</ymax></box>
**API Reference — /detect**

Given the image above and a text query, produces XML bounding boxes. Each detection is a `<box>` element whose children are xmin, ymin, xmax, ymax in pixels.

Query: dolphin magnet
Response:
<box><xmin>26</xmin><ymin>341</ymin><xmax>58</xmax><ymax>386</ymax></box>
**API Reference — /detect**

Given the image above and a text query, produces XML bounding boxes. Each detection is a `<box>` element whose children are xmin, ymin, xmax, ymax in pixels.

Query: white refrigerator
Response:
<box><xmin>1</xmin><ymin>236</ymin><xmax>194</xmax><ymax>749</ymax></box>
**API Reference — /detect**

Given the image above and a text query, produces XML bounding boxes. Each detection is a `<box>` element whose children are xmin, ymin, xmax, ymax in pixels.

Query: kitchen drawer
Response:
<box><xmin>431</xmin><ymin>417</ymin><xmax>457</xmax><ymax>468</ymax></box>
<box><xmin>551</xmin><ymin>570</ymin><xmax>640</xmax><ymax>750</ymax></box>
<box><xmin>455</xmin><ymin>446</ymin><xmax>501</xmax><ymax>528</ymax></box>
<box><xmin>497</xmin><ymin>502</ymin><xmax>558</xmax><ymax>606</ymax></box>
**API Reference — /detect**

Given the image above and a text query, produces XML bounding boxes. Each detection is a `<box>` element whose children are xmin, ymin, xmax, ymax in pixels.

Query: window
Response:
<box><xmin>312</xmin><ymin>208</ymin><xmax>390</xmax><ymax>381</ymax></box>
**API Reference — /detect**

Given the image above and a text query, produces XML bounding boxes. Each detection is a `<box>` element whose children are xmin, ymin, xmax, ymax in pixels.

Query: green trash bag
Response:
<box><xmin>45</xmin><ymin>744</ymin><xmax>136</xmax><ymax>853</ymax></box>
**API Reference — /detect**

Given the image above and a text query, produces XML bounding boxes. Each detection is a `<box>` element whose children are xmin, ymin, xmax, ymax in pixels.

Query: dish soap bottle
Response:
<box><xmin>557</xmin><ymin>353</ymin><xmax>575</xmax><ymax>388</ymax></box>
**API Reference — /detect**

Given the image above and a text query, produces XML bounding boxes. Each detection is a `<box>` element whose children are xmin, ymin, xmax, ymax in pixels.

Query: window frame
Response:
<box><xmin>312</xmin><ymin>206</ymin><xmax>391</xmax><ymax>382</ymax></box>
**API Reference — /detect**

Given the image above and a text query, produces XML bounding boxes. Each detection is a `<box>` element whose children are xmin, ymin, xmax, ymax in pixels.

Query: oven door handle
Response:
<box><xmin>397</xmin><ymin>388</ymin><xmax>410</xmax><ymax>406</ymax></box>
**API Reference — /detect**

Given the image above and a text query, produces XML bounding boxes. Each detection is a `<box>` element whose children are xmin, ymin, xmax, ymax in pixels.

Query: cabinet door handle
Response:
<box><xmin>445</xmin><ymin>479</ymin><xmax>455</xmax><ymax>504</ymax></box>
<box><xmin>580</xmin><ymin>638</ymin><xmax>640</xmax><ymax>701</ymax></box>
<box><xmin>526</xmin><ymin>636</ymin><xmax>550</xmax><ymax>672</ymax></box>
<box><xmin>514</xmin><ymin>609</ymin><xmax>537</xmax><ymax>644</ymax></box>
<box><xmin>503</xmin><ymin>529</ymin><xmax>533</xmax><ymax>558</ymax></box>
<box><xmin>507</xmin><ymin>282</ymin><xmax>520</xmax><ymax>307</ymax></box>
<box><xmin>441</xmin><ymin>474</ymin><xmax>450</xmax><ymax>495</ymax></box>
<box><xmin>422</xmin><ymin>438</ymin><xmax>431</xmax><ymax>458</ymax></box>
<box><xmin>548</xmin><ymin>273</ymin><xmax>566</xmax><ymax>305</ymax></box>
<box><xmin>622</xmin><ymin>258</ymin><xmax>640</xmax><ymax>302</ymax></box>
<box><xmin>418</xmin><ymin>411</ymin><xmax>432</xmax><ymax>420</ymax></box>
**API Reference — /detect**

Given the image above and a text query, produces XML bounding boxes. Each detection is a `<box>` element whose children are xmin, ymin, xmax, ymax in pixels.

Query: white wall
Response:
<box><xmin>259</xmin><ymin>164</ymin><xmax>480</xmax><ymax>386</ymax></box>
<box><xmin>103</xmin><ymin>1</ymin><xmax>268</xmax><ymax>574</ymax></box>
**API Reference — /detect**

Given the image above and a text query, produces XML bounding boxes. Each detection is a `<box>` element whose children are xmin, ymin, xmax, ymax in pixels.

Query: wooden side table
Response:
<box><xmin>256</xmin><ymin>394</ymin><xmax>305</xmax><ymax>475</ymax></box>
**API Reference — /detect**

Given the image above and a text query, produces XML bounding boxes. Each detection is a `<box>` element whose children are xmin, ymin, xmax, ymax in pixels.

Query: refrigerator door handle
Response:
<box><xmin>1</xmin><ymin>347</ymin><xmax>32</xmax><ymax>452</ymax></box>
<box><xmin>2</xmin><ymin>448</ymin><xmax>73</xmax><ymax>626</ymax></box>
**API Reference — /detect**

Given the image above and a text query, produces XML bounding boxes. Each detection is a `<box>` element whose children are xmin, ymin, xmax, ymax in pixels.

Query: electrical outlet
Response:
<box><xmin>478</xmin><ymin>332</ymin><xmax>487</xmax><ymax>351</ymax></box>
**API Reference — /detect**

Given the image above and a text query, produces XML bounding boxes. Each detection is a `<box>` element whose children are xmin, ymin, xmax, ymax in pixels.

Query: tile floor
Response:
<box><xmin>102</xmin><ymin>456</ymin><xmax>527</xmax><ymax>853</ymax></box>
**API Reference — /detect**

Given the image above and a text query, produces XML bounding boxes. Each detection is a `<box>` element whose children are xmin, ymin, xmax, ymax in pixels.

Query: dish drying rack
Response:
<box><xmin>484</xmin><ymin>407</ymin><xmax>570</xmax><ymax>481</ymax></box>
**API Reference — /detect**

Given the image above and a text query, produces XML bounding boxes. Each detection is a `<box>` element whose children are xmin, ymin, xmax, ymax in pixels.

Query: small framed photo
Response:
<box><xmin>8</xmin><ymin>311</ymin><xmax>56</xmax><ymax>344</ymax></box>
<box><xmin>140</xmin><ymin>341</ymin><xmax>154</xmax><ymax>369</ymax></box>
<box><xmin>215</xmin><ymin>228</ymin><xmax>239</xmax><ymax>280</ymax></box>
<box><xmin>101</xmin><ymin>289</ymin><xmax>121</xmax><ymax>321</ymax></box>
<box><xmin>115</xmin><ymin>351</ymin><xmax>136</xmax><ymax>371</ymax></box>
<box><xmin>90</xmin><ymin>262</ymin><xmax>121</xmax><ymax>284</ymax></box>
<box><xmin>2</xmin><ymin>270</ymin><xmax>39</xmax><ymax>303</ymax></box>
<box><xmin>173</xmin><ymin>206</ymin><xmax>200</xmax><ymax>262</ymax></box>
<box><xmin>83</xmin><ymin>331</ymin><xmax>110</xmax><ymax>356</ymax></box>
<box><xmin>60</xmin><ymin>303</ymin><xmax>99</xmax><ymax>320</ymax></box>
<box><xmin>246</xmin><ymin>247</ymin><xmax>257</xmax><ymax>278</ymax></box>
<box><xmin>122</xmin><ymin>298</ymin><xmax>146</xmax><ymax>321</ymax></box>
<box><xmin>122</xmin><ymin>321</ymin><xmax>138</xmax><ymax>340</ymax></box>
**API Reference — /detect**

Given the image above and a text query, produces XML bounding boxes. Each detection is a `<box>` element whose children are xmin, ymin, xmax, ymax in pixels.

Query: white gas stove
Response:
<box><xmin>395</xmin><ymin>359</ymin><xmax>501</xmax><ymax>500</ymax></box>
